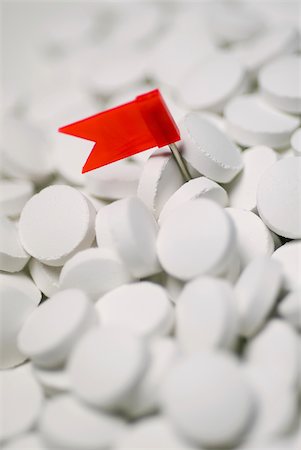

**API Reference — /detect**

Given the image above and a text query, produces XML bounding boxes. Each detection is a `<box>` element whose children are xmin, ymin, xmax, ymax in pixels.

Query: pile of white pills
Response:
<box><xmin>1</xmin><ymin>2</ymin><xmax>301</xmax><ymax>450</ymax></box>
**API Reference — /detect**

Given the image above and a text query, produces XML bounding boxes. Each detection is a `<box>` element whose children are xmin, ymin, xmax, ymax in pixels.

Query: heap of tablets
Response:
<box><xmin>1</xmin><ymin>2</ymin><xmax>300</xmax><ymax>450</ymax></box>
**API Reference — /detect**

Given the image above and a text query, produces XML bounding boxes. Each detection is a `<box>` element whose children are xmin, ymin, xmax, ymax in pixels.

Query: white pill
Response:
<box><xmin>176</xmin><ymin>277</ymin><xmax>238</xmax><ymax>353</ymax></box>
<box><xmin>28</xmin><ymin>259</ymin><xmax>61</xmax><ymax>298</ymax></box>
<box><xmin>39</xmin><ymin>395</ymin><xmax>126</xmax><ymax>450</ymax></box>
<box><xmin>0</xmin><ymin>278</ymin><xmax>41</xmax><ymax>369</ymax></box>
<box><xmin>220</xmin><ymin>249</ymin><xmax>242</xmax><ymax>284</ymax></box>
<box><xmin>157</xmin><ymin>199</ymin><xmax>236</xmax><ymax>281</ymax></box>
<box><xmin>0</xmin><ymin>216</ymin><xmax>30</xmax><ymax>272</ymax></box>
<box><xmin>60</xmin><ymin>248</ymin><xmax>132</xmax><ymax>301</ymax></box>
<box><xmin>259</xmin><ymin>55</ymin><xmax>301</xmax><ymax>114</ymax></box>
<box><xmin>272</xmin><ymin>241</ymin><xmax>301</xmax><ymax>290</ymax></box>
<box><xmin>68</xmin><ymin>327</ymin><xmax>148</xmax><ymax>409</ymax></box>
<box><xmin>2</xmin><ymin>432</ymin><xmax>47</xmax><ymax>450</ymax></box>
<box><xmin>0</xmin><ymin>179</ymin><xmax>34</xmax><ymax>218</ymax></box>
<box><xmin>227</xmin><ymin>146</ymin><xmax>278</xmax><ymax>212</ymax></box>
<box><xmin>180</xmin><ymin>113</ymin><xmax>243</xmax><ymax>183</ymax></box>
<box><xmin>137</xmin><ymin>147</ymin><xmax>185</xmax><ymax>219</ymax></box>
<box><xmin>84</xmin><ymin>159</ymin><xmax>141</xmax><ymax>200</ymax></box>
<box><xmin>226</xmin><ymin>208</ymin><xmax>275</xmax><ymax>267</ymax></box>
<box><xmin>225</xmin><ymin>95</ymin><xmax>299</xmax><ymax>149</ymax></box>
<box><xmin>161</xmin><ymin>352</ymin><xmax>255</xmax><ymax>447</ymax></box>
<box><xmin>178</xmin><ymin>54</ymin><xmax>246</xmax><ymax>112</ymax></box>
<box><xmin>257</xmin><ymin>157</ymin><xmax>301</xmax><ymax>239</ymax></box>
<box><xmin>235</xmin><ymin>257</ymin><xmax>282</xmax><ymax>337</ymax></box>
<box><xmin>121</xmin><ymin>337</ymin><xmax>179</xmax><ymax>418</ymax></box>
<box><xmin>18</xmin><ymin>289</ymin><xmax>97</xmax><ymax>368</ymax></box>
<box><xmin>33</xmin><ymin>365</ymin><xmax>70</xmax><ymax>396</ymax></box>
<box><xmin>95</xmin><ymin>197</ymin><xmax>161</xmax><ymax>278</ymax></box>
<box><xmin>0</xmin><ymin>365</ymin><xmax>43</xmax><ymax>441</ymax></box>
<box><xmin>115</xmin><ymin>416</ymin><xmax>196</xmax><ymax>450</ymax></box>
<box><xmin>0</xmin><ymin>272</ymin><xmax>42</xmax><ymax>305</ymax></box>
<box><xmin>245</xmin><ymin>319</ymin><xmax>300</xmax><ymax>388</ymax></box>
<box><xmin>278</xmin><ymin>290</ymin><xmax>301</xmax><ymax>331</ymax></box>
<box><xmin>96</xmin><ymin>282</ymin><xmax>173</xmax><ymax>339</ymax></box>
<box><xmin>1</xmin><ymin>117</ymin><xmax>54</xmax><ymax>182</ymax></box>
<box><xmin>19</xmin><ymin>185</ymin><xmax>96</xmax><ymax>266</ymax></box>
<box><xmin>291</xmin><ymin>128</ymin><xmax>301</xmax><ymax>155</ymax></box>
<box><xmin>159</xmin><ymin>176</ymin><xmax>228</xmax><ymax>224</ymax></box>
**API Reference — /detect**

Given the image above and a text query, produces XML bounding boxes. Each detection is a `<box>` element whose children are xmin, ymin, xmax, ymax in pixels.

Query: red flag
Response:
<box><xmin>58</xmin><ymin>89</ymin><xmax>180</xmax><ymax>173</ymax></box>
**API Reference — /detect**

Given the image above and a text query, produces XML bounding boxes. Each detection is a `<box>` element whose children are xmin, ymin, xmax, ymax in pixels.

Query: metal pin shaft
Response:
<box><xmin>169</xmin><ymin>143</ymin><xmax>192</xmax><ymax>182</ymax></box>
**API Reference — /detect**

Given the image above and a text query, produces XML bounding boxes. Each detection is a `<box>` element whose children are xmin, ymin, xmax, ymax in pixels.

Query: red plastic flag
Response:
<box><xmin>58</xmin><ymin>89</ymin><xmax>181</xmax><ymax>173</ymax></box>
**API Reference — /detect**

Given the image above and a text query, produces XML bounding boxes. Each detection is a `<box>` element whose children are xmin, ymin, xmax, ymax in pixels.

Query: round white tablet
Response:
<box><xmin>0</xmin><ymin>272</ymin><xmax>41</xmax><ymax>306</ymax></box>
<box><xmin>226</xmin><ymin>208</ymin><xmax>275</xmax><ymax>267</ymax></box>
<box><xmin>33</xmin><ymin>366</ymin><xmax>70</xmax><ymax>396</ymax></box>
<box><xmin>96</xmin><ymin>282</ymin><xmax>173</xmax><ymax>339</ymax></box>
<box><xmin>278</xmin><ymin>290</ymin><xmax>301</xmax><ymax>331</ymax></box>
<box><xmin>0</xmin><ymin>179</ymin><xmax>33</xmax><ymax>218</ymax></box>
<box><xmin>95</xmin><ymin>197</ymin><xmax>161</xmax><ymax>278</ymax></box>
<box><xmin>180</xmin><ymin>113</ymin><xmax>243</xmax><ymax>183</ymax></box>
<box><xmin>0</xmin><ymin>216</ymin><xmax>30</xmax><ymax>272</ymax></box>
<box><xmin>0</xmin><ymin>365</ymin><xmax>43</xmax><ymax>441</ymax></box>
<box><xmin>227</xmin><ymin>146</ymin><xmax>278</xmax><ymax>212</ymax></box>
<box><xmin>2</xmin><ymin>432</ymin><xmax>47</xmax><ymax>450</ymax></box>
<box><xmin>291</xmin><ymin>128</ymin><xmax>301</xmax><ymax>156</ymax></box>
<box><xmin>68</xmin><ymin>327</ymin><xmax>148</xmax><ymax>409</ymax></box>
<box><xmin>115</xmin><ymin>416</ymin><xmax>196</xmax><ymax>450</ymax></box>
<box><xmin>19</xmin><ymin>185</ymin><xmax>96</xmax><ymax>266</ymax></box>
<box><xmin>159</xmin><ymin>176</ymin><xmax>228</xmax><ymax>224</ymax></box>
<box><xmin>28</xmin><ymin>259</ymin><xmax>61</xmax><ymax>298</ymax></box>
<box><xmin>137</xmin><ymin>147</ymin><xmax>185</xmax><ymax>219</ymax></box>
<box><xmin>39</xmin><ymin>395</ymin><xmax>126</xmax><ymax>450</ymax></box>
<box><xmin>157</xmin><ymin>199</ymin><xmax>236</xmax><ymax>281</ymax></box>
<box><xmin>257</xmin><ymin>157</ymin><xmax>301</xmax><ymax>239</ymax></box>
<box><xmin>1</xmin><ymin>117</ymin><xmax>54</xmax><ymax>182</ymax></box>
<box><xmin>60</xmin><ymin>248</ymin><xmax>132</xmax><ymax>301</ymax></box>
<box><xmin>161</xmin><ymin>352</ymin><xmax>255</xmax><ymax>447</ymax></box>
<box><xmin>272</xmin><ymin>241</ymin><xmax>301</xmax><ymax>290</ymax></box>
<box><xmin>225</xmin><ymin>95</ymin><xmax>299</xmax><ymax>149</ymax></box>
<box><xmin>176</xmin><ymin>277</ymin><xmax>238</xmax><ymax>352</ymax></box>
<box><xmin>178</xmin><ymin>54</ymin><xmax>246</xmax><ymax>112</ymax></box>
<box><xmin>259</xmin><ymin>55</ymin><xmax>301</xmax><ymax>113</ymax></box>
<box><xmin>18</xmin><ymin>289</ymin><xmax>97</xmax><ymax>368</ymax></box>
<box><xmin>0</xmin><ymin>279</ymin><xmax>41</xmax><ymax>369</ymax></box>
<box><xmin>84</xmin><ymin>159</ymin><xmax>141</xmax><ymax>200</ymax></box>
<box><xmin>235</xmin><ymin>257</ymin><xmax>283</xmax><ymax>337</ymax></box>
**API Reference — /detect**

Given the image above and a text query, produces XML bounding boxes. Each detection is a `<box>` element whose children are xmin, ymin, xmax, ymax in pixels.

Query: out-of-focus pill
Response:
<box><xmin>176</xmin><ymin>277</ymin><xmax>238</xmax><ymax>353</ymax></box>
<box><xmin>259</xmin><ymin>55</ymin><xmax>301</xmax><ymax>114</ymax></box>
<box><xmin>159</xmin><ymin>176</ymin><xmax>228</xmax><ymax>224</ymax></box>
<box><xmin>161</xmin><ymin>352</ymin><xmax>255</xmax><ymax>447</ymax></box>
<box><xmin>272</xmin><ymin>241</ymin><xmax>301</xmax><ymax>290</ymax></box>
<box><xmin>290</xmin><ymin>128</ymin><xmax>301</xmax><ymax>156</ymax></box>
<box><xmin>235</xmin><ymin>257</ymin><xmax>282</xmax><ymax>337</ymax></box>
<box><xmin>165</xmin><ymin>275</ymin><xmax>184</xmax><ymax>304</ymax></box>
<box><xmin>0</xmin><ymin>216</ymin><xmax>30</xmax><ymax>272</ymax></box>
<box><xmin>1</xmin><ymin>118</ymin><xmax>54</xmax><ymax>182</ymax></box>
<box><xmin>39</xmin><ymin>395</ymin><xmax>126</xmax><ymax>450</ymax></box>
<box><xmin>180</xmin><ymin>113</ymin><xmax>243</xmax><ymax>183</ymax></box>
<box><xmin>32</xmin><ymin>365</ymin><xmax>70</xmax><ymax>396</ymax></box>
<box><xmin>257</xmin><ymin>158</ymin><xmax>301</xmax><ymax>239</ymax></box>
<box><xmin>0</xmin><ymin>365</ymin><xmax>43</xmax><ymax>441</ymax></box>
<box><xmin>227</xmin><ymin>146</ymin><xmax>278</xmax><ymax>212</ymax></box>
<box><xmin>178</xmin><ymin>54</ymin><xmax>247</xmax><ymax>112</ymax></box>
<box><xmin>2</xmin><ymin>432</ymin><xmax>47</xmax><ymax>450</ymax></box>
<box><xmin>0</xmin><ymin>272</ymin><xmax>41</xmax><ymax>305</ymax></box>
<box><xmin>84</xmin><ymin>160</ymin><xmax>141</xmax><ymax>200</ymax></box>
<box><xmin>18</xmin><ymin>289</ymin><xmax>97</xmax><ymax>368</ymax></box>
<box><xmin>137</xmin><ymin>147</ymin><xmax>185</xmax><ymax>219</ymax></box>
<box><xmin>60</xmin><ymin>248</ymin><xmax>132</xmax><ymax>301</ymax></box>
<box><xmin>278</xmin><ymin>290</ymin><xmax>301</xmax><ymax>331</ymax></box>
<box><xmin>245</xmin><ymin>319</ymin><xmax>300</xmax><ymax>388</ymax></box>
<box><xmin>19</xmin><ymin>185</ymin><xmax>96</xmax><ymax>266</ymax></box>
<box><xmin>95</xmin><ymin>197</ymin><xmax>161</xmax><ymax>278</ymax></box>
<box><xmin>28</xmin><ymin>259</ymin><xmax>61</xmax><ymax>298</ymax></box>
<box><xmin>0</xmin><ymin>179</ymin><xmax>34</xmax><ymax>218</ymax></box>
<box><xmin>68</xmin><ymin>327</ymin><xmax>148</xmax><ymax>409</ymax></box>
<box><xmin>225</xmin><ymin>95</ymin><xmax>299</xmax><ymax>149</ymax></box>
<box><xmin>226</xmin><ymin>208</ymin><xmax>275</xmax><ymax>267</ymax></box>
<box><xmin>157</xmin><ymin>199</ymin><xmax>236</xmax><ymax>281</ymax></box>
<box><xmin>96</xmin><ymin>282</ymin><xmax>173</xmax><ymax>339</ymax></box>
